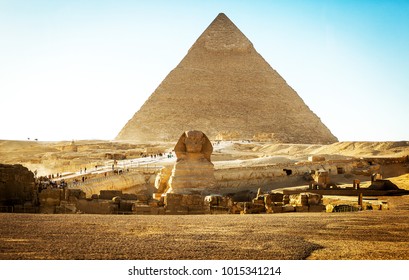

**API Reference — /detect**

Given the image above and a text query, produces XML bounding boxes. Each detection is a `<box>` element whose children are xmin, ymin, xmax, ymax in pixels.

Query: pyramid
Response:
<box><xmin>116</xmin><ymin>13</ymin><xmax>338</xmax><ymax>144</ymax></box>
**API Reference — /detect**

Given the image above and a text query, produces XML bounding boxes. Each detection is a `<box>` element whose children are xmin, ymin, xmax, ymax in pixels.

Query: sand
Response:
<box><xmin>1</xmin><ymin>207</ymin><xmax>409</xmax><ymax>260</ymax></box>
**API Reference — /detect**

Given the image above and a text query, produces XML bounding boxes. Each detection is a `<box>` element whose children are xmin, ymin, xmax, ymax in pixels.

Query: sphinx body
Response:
<box><xmin>167</xmin><ymin>131</ymin><xmax>217</xmax><ymax>195</ymax></box>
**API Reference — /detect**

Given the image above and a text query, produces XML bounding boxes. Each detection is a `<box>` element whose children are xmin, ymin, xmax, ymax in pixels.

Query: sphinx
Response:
<box><xmin>166</xmin><ymin>130</ymin><xmax>217</xmax><ymax>195</ymax></box>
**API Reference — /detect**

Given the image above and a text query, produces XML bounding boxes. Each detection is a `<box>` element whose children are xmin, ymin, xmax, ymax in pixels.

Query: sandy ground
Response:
<box><xmin>1</xmin><ymin>206</ymin><xmax>409</xmax><ymax>260</ymax></box>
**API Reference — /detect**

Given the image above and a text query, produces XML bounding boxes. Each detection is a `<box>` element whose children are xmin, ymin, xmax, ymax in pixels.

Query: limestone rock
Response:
<box><xmin>0</xmin><ymin>164</ymin><xmax>35</xmax><ymax>206</ymax></box>
<box><xmin>116</xmin><ymin>13</ymin><xmax>337</xmax><ymax>144</ymax></box>
<box><xmin>167</xmin><ymin>131</ymin><xmax>217</xmax><ymax>195</ymax></box>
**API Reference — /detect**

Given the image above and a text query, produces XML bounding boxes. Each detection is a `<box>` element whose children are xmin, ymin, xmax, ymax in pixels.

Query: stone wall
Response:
<box><xmin>164</xmin><ymin>193</ymin><xmax>209</xmax><ymax>214</ymax></box>
<box><xmin>70</xmin><ymin>171</ymin><xmax>156</xmax><ymax>198</ymax></box>
<box><xmin>214</xmin><ymin>161</ymin><xmax>359</xmax><ymax>193</ymax></box>
<box><xmin>38</xmin><ymin>189</ymin><xmax>63</xmax><ymax>214</ymax></box>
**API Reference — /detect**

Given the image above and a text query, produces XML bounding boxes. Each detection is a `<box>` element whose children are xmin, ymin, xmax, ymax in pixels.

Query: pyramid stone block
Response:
<box><xmin>116</xmin><ymin>13</ymin><xmax>338</xmax><ymax>144</ymax></box>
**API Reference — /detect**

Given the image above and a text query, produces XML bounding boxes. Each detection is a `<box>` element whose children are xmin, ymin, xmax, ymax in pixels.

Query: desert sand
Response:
<box><xmin>1</xmin><ymin>208</ymin><xmax>408</xmax><ymax>260</ymax></box>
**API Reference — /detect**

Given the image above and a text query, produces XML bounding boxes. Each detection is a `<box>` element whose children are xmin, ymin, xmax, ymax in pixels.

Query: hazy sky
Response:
<box><xmin>1</xmin><ymin>0</ymin><xmax>408</xmax><ymax>142</ymax></box>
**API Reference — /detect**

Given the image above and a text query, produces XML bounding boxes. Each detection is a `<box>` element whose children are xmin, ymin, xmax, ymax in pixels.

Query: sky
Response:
<box><xmin>0</xmin><ymin>0</ymin><xmax>408</xmax><ymax>142</ymax></box>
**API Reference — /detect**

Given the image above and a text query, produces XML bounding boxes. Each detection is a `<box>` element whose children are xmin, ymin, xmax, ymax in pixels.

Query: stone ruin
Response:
<box><xmin>229</xmin><ymin>189</ymin><xmax>326</xmax><ymax>214</ymax></box>
<box><xmin>1</xmin><ymin>166</ymin><xmax>388</xmax><ymax>215</ymax></box>
<box><xmin>0</xmin><ymin>164</ymin><xmax>35</xmax><ymax>212</ymax></box>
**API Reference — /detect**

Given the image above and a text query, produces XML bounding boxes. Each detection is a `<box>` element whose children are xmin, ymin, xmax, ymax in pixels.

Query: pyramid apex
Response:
<box><xmin>192</xmin><ymin>12</ymin><xmax>252</xmax><ymax>52</ymax></box>
<box><xmin>211</xmin><ymin>12</ymin><xmax>234</xmax><ymax>25</ymax></box>
<box><xmin>216</xmin><ymin>12</ymin><xmax>228</xmax><ymax>18</ymax></box>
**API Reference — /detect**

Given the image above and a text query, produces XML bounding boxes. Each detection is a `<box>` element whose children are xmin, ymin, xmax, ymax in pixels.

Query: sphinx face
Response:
<box><xmin>184</xmin><ymin>131</ymin><xmax>204</xmax><ymax>153</ymax></box>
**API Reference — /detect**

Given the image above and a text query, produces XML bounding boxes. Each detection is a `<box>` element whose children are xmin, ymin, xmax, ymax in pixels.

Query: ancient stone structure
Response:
<box><xmin>164</xmin><ymin>193</ymin><xmax>210</xmax><ymax>214</ymax></box>
<box><xmin>166</xmin><ymin>130</ymin><xmax>217</xmax><ymax>194</ymax></box>
<box><xmin>0</xmin><ymin>164</ymin><xmax>35</xmax><ymax>209</ymax></box>
<box><xmin>116</xmin><ymin>13</ymin><xmax>338</xmax><ymax>144</ymax></box>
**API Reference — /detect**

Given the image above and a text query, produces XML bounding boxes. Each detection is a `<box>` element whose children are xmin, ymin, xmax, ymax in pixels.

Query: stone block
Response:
<box><xmin>210</xmin><ymin>206</ymin><xmax>229</xmax><ymax>214</ymax></box>
<box><xmin>151</xmin><ymin>207</ymin><xmax>165</xmax><ymax>215</ymax></box>
<box><xmin>133</xmin><ymin>205</ymin><xmax>152</xmax><ymax>215</ymax></box>
<box><xmin>309</xmin><ymin>204</ymin><xmax>326</xmax><ymax>212</ymax></box>
<box><xmin>304</xmin><ymin>192</ymin><xmax>323</xmax><ymax>205</ymax></box>
<box><xmin>271</xmin><ymin>206</ymin><xmax>283</xmax><ymax>213</ymax></box>
<box><xmin>270</xmin><ymin>192</ymin><xmax>284</xmax><ymax>202</ymax></box>
<box><xmin>296</xmin><ymin>206</ymin><xmax>309</xmax><ymax>212</ymax></box>
<box><xmin>76</xmin><ymin>199</ymin><xmax>118</xmax><ymax>214</ymax></box>
<box><xmin>136</xmin><ymin>194</ymin><xmax>150</xmax><ymax>202</ymax></box>
<box><xmin>148</xmin><ymin>200</ymin><xmax>160</xmax><ymax>207</ymax></box>
<box><xmin>122</xmin><ymin>193</ymin><xmax>138</xmax><ymax>200</ymax></box>
<box><xmin>308</xmin><ymin>155</ymin><xmax>326</xmax><ymax>162</ymax></box>
<box><xmin>243</xmin><ymin>202</ymin><xmax>265</xmax><ymax>214</ymax></box>
<box><xmin>164</xmin><ymin>193</ymin><xmax>183</xmax><ymax>205</ymax></box>
<box><xmin>99</xmin><ymin>190</ymin><xmax>123</xmax><ymax>200</ymax></box>
<box><xmin>282</xmin><ymin>205</ymin><xmax>295</xmax><ymax>212</ymax></box>
<box><xmin>118</xmin><ymin>201</ymin><xmax>133</xmax><ymax>212</ymax></box>
<box><xmin>39</xmin><ymin>189</ymin><xmax>62</xmax><ymax>207</ymax></box>
<box><xmin>65</xmin><ymin>189</ymin><xmax>86</xmax><ymax>202</ymax></box>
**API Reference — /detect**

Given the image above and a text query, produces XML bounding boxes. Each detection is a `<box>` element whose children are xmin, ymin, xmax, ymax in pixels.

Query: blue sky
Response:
<box><xmin>0</xmin><ymin>0</ymin><xmax>408</xmax><ymax>142</ymax></box>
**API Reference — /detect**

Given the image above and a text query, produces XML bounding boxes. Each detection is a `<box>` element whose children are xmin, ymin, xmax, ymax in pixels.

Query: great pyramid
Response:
<box><xmin>116</xmin><ymin>13</ymin><xmax>338</xmax><ymax>144</ymax></box>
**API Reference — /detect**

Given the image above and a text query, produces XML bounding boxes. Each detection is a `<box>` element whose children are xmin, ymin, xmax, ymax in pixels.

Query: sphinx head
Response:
<box><xmin>174</xmin><ymin>130</ymin><xmax>213</xmax><ymax>161</ymax></box>
<box><xmin>184</xmin><ymin>130</ymin><xmax>205</xmax><ymax>153</ymax></box>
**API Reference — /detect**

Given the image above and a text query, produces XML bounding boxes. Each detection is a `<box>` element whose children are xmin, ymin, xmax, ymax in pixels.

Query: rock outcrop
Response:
<box><xmin>116</xmin><ymin>13</ymin><xmax>338</xmax><ymax>144</ymax></box>
<box><xmin>0</xmin><ymin>164</ymin><xmax>35</xmax><ymax>207</ymax></box>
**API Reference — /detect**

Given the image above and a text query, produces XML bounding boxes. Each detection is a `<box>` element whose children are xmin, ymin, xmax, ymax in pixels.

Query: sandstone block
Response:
<box><xmin>309</xmin><ymin>205</ymin><xmax>326</xmax><ymax>212</ymax></box>
<box><xmin>296</xmin><ymin>206</ymin><xmax>309</xmax><ymax>212</ymax></box>
<box><xmin>282</xmin><ymin>205</ymin><xmax>295</xmax><ymax>212</ymax></box>
<box><xmin>99</xmin><ymin>190</ymin><xmax>123</xmax><ymax>200</ymax></box>
<box><xmin>271</xmin><ymin>206</ymin><xmax>283</xmax><ymax>213</ymax></box>
<box><xmin>39</xmin><ymin>189</ymin><xmax>62</xmax><ymax>207</ymax></box>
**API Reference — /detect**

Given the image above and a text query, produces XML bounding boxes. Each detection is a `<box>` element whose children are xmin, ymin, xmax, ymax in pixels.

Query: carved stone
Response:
<box><xmin>167</xmin><ymin>131</ymin><xmax>217</xmax><ymax>195</ymax></box>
